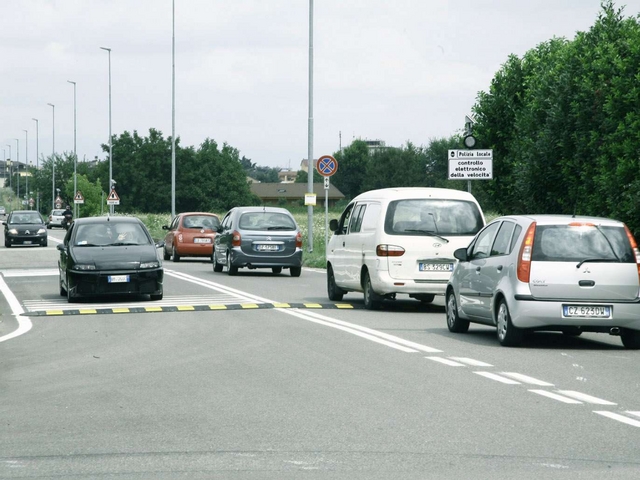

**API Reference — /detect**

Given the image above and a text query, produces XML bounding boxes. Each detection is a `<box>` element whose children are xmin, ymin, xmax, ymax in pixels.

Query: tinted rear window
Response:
<box><xmin>532</xmin><ymin>225</ymin><xmax>634</xmax><ymax>263</ymax></box>
<box><xmin>384</xmin><ymin>199</ymin><xmax>484</xmax><ymax>236</ymax></box>
<box><xmin>238</xmin><ymin>212</ymin><xmax>296</xmax><ymax>231</ymax></box>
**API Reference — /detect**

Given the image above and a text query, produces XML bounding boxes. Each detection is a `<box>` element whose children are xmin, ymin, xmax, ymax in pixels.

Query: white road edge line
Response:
<box><xmin>594</xmin><ymin>411</ymin><xmax>640</xmax><ymax>427</ymax></box>
<box><xmin>0</xmin><ymin>275</ymin><xmax>32</xmax><ymax>343</ymax></box>
<box><xmin>474</xmin><ymin>371</ymin><xmax>521</xmax><ymax>384</ymax></box>
<box><xmin>529</xmin><ymin>390</ymin><xmax>582</xmax><ymax>404</ymax></box>
<box><xmin>555</xmin><ymin>390</ymin><xmax>616</xmax><ymax>405</ymax></box>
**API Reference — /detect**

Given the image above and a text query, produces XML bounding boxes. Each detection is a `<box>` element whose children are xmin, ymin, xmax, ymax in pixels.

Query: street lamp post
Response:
<box><xmin>100</xmin><ymin>47</ymin><xmax>113</xmax><ymax>214</ymax></box>
<box><xmin>15</xmin><ymin>138</ymin><xmax>19</xmax><ymax>207</ymax></box>
<box><xmin>5</xmin><ymin>144</ymin><xmax>10</xmax><ymax>192</ymax></box>
<box><xmin>48</xmin><ymin>103</ymin><xmax>55</xmax><ymax>210</ymax></box>
<box><xmin>68</xmin><ymin>80</ymin><xmax>77</xmax><ymax>216</ymax></box>
<box><xmin>23</xmin><ymin>129</ymin><xmax>28</xmax><ymax>209</ymax></box>
<box><xmin>33</xmin><ymin>118</ymin><xmax>39</xmax><ymax>211</ymax></box>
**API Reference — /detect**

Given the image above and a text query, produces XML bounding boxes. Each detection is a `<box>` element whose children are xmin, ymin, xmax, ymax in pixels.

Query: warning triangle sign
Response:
<box><xmin>106</xmin><ymin>188</ymin><xmax>120</xmax><ymax>205</ymax></box>
<box><xmin>74</xmin><ymin>191</ymin><xmax>84</xmax><ymax>201</ymax></box>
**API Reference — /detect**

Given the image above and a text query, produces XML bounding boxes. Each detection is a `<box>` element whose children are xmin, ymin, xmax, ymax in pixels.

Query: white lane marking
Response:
<box><xmin>529</xmin><ymin>390</ymin><xmax>583</xmax><ymax>404</ymax></box>
<box><xmin>166</xmin><ymin>270</ymin><xmax>439</xmax><ymax>353</ymax></box>
<box><xmin>0</xmin><ymin>276</ymin><xmax>33</xmax><ymax>343</ymax></box>
<box><xmin>449</xmin><ymin>357</ymin><xmax>493</xmax><ymax>367</ymax></box>
<box><xmin>555</xmin><ymin>390</ymin><xmax>616</xmax><ymax>405</ymax></box>
<box><xmin>625</xmin><ymin>411</ymin><xmax>640</xmax><ymax>419</ymax></box>
<box><xmin>474</xmin><ymin>372</ymin><xmax>521</xmax><ymax>385</ymax></box>
<box><xmin>499</xmin><ymin>372</ymin><xmax>554</xmax><ymax>386</ymax></box>
<box><xmin>594</xmin><ymin>411</ymin><xmax>640</xmax><ymax>427</ymax></box>
<box><xmin>284</xmin><ymin>309</ymin><xmax>418</xmax><ymax>353</ymax></box>
<box><xmin>425</xmin><ymin>357</ymin><xmax>466</xmax><ymax>367</ymax></box>
<box><xmin>0</xmin><ymin>268</ymin><xmax>58</xmax><ymax>277</ymax></box>
<box><xmin>299</xmin><ymin>309</ymin><xmax>442</xmax><ymax>353</ymax></box>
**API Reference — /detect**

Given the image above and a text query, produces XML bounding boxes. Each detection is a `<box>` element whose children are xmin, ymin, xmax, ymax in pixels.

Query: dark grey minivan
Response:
<box><xmin>213</xmin><ymin>206</ymin><xmax>303</xmax><ymax>277</ymax></box>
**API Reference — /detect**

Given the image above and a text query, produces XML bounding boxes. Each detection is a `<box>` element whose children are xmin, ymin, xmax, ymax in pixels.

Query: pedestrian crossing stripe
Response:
<box><xmin>27</xmin><ymin>302</ymin><xmax>362</xmax><ymax>316</ymax></box>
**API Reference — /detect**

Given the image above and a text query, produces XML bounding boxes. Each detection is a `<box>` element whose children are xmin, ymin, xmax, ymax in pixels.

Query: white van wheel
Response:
<box><xmin>363</xmin><ymin>272</ymin><xmax>381</xmax><ymax>310</ymax></box>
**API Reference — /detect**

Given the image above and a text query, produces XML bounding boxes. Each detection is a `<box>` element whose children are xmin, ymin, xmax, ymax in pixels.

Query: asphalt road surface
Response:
<box><xmin>1</xmin><ymin>226</ymin><xmax>639</xmax><ymax>479</ymax></box>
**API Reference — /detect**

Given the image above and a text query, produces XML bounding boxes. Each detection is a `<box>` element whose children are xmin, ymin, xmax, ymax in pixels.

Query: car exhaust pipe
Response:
<box><xmin>610</xmin><ymin>327</ymin><xmax>621</xmax><ymax>336</ymax></box>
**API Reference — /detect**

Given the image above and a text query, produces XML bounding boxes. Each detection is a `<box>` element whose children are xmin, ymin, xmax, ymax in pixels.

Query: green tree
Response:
<box><xmin>331</xmin><ymin>140</ymin><xmax>370</xmax><ymax>199</ymax></box>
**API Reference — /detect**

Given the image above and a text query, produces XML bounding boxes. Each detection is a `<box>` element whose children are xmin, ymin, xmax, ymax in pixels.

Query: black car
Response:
<box><xmin>2</xmin><ymin>210</ymin><xmax>48</xmax><ymax>247</ymax></box>
<box><xmin>57</xmin><ymin>216</ymin><xmax>165</xmax><ymax>302</ymax></box>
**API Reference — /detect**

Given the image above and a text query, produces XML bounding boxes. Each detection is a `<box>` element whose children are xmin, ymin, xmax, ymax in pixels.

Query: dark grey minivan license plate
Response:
<box><xmin>563</xmin><ymin>305</ymin><xmax>611</xmax><ymax>318</ymax></box>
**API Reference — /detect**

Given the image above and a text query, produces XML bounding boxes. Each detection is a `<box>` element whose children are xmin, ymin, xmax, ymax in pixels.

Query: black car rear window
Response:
<box><xmin>384</xmin><ymin>199</ymin><xmax>484</xmax><ymax>236</ymax></box>
<box><xmin>532</xmin><ymin>224</ymin><xmax>635</xmax><ymax>263</ymax></box>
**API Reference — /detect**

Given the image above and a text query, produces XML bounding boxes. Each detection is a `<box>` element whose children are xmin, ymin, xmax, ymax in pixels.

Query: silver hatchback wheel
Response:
<box><xmin>446</xmin><ymin>291</ymin><xmax>469</xmax><ymax>333</ymax></box>
<box><xmin>496</xmin><ymin>299</ymin><xmax>523</xmax><ymax>347</ymax></box>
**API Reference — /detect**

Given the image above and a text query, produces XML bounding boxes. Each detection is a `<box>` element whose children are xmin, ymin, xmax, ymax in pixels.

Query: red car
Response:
<box><xmin>162</xmin><ymin>212</ymin><xmax>221</xmax><ymax>262</ymax></box>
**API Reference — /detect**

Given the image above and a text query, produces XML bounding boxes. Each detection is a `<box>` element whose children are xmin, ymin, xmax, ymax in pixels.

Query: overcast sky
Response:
<box><xmin>2</xmin><ymin>0</ymin><xmax>640</xmax><ymax>173</ymax></box>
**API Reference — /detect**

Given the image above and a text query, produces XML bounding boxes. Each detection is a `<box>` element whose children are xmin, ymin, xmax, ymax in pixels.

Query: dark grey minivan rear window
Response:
<box><xmin>532</xmin><ymin>225</ymin><xmax>634</xmax><ymax>263</ymax></box>
<box><xmin>384</xmin><ymin>199</ymin><xmax>484</xmax><ymax>236</ymax></box>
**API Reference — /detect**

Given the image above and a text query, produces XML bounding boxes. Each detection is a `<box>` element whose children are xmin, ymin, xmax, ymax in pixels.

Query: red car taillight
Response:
<box><xmin>624</xmin><ymin>225</ymin><xmax>640</xmax><ymax>283</ymax></box>
<box><xmin>295</xmin><ymin>232</ymin><xmax>302</xmax><ymax>248</ymax></box>
<box><xmin>376</xmin><ymin>244</ymin><xmax>405</xmax><ymax>257</ymax></box>
<box><xmin>232</xmin><ymin>230</ymin><xmax>241</xmax><ymax>247</ymax></box>
<box><xmin>517</xmin><ymin>222</ymin><xmax>536</xmax><ymax>283</ymax></box>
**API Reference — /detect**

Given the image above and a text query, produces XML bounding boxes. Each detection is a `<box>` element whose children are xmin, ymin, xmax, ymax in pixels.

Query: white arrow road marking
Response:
<box><xmin>0</xmin><ymin>276</ymin><xmax>32</xmax><ymax>343</ymax></box>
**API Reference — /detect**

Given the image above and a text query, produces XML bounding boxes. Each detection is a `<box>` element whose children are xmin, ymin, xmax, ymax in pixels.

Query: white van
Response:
<box><xmin>326</xmin><ymin>187</ymin><xmax>485</xmax><ymax>309</ymax></box>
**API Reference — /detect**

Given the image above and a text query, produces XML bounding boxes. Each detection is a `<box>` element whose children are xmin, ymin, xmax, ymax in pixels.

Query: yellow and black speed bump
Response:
<box><xmin>28</xmin><ymin>302</ymin><xmax>363</xmax><ymax>317</ymax></box>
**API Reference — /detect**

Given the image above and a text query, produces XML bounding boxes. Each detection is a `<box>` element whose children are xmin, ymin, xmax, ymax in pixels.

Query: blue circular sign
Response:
<box><xmin>316</xmin><ymin>155</ymin><xmax>338</xmax><ymax>177</ymax></box>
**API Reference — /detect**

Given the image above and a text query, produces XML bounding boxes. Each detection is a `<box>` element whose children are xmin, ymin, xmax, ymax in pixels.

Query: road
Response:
<box><xmin>1</xmin><ymin>226</ymin><xmax>640</xmax><ymax>479</ymax></box>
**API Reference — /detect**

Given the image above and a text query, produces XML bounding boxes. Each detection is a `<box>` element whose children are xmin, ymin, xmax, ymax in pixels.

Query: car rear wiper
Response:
<box><xmin>576</xmin><ymin>258</ymin><xmax>620</xmax><ymax>268</ymax></box>
<box><xmin>404</xmin><ymin>230</ymin><xmax>450</xmax><ymax>243</ymax></box>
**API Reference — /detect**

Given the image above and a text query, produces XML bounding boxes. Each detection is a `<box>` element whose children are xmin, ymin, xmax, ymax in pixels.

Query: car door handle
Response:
<box><xmin>475</xmin><ymin>267</ymin><xmax>481</xmax><ymax>272</ymax></box>
<box><xmin>496</xmin><ymin>265</ymin><xmax>503</xmax><ymax>272</ymax></box>
<box><xmin>342</xmin><ymin>241</ymin><xmax>345</xmax><ymax>247</ymax></box>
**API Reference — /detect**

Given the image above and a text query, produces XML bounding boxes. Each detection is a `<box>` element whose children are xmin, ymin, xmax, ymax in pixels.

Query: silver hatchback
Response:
<box><xmin>445</xmin><ymin>215</ymin><xmax>640</xmax><ymax>348</ymax></box>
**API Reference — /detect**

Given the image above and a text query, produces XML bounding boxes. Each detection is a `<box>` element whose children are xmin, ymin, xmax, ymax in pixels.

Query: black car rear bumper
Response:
<box><xmin>68</xmin><ymin>268</ymin><xmax>164</xmax><ymax>297</ymax></box>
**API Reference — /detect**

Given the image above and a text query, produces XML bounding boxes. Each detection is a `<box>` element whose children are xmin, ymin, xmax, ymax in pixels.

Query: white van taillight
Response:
<box><xmin>232</xmin><ymin>230</ymin><xmax>241</xmax><ymax>247</ymax></box>
<box><xmin>624</xmin><ymin>225</ymin><xmax>640</xmax><ymax>282</ymax></box>
<box><xmin>376</xmin><ymin>245</ymin><xmax>405</xmax><ymax>257</ymax></box>
<box><xmin>517</xmin><ymin>222</ymin><xmax>536</xmax><ymax>283</ymax></box>
<box><xmin>295</xmin><ymin>232</ymin><xmax>302</xmax><ymax>248</ymax></box>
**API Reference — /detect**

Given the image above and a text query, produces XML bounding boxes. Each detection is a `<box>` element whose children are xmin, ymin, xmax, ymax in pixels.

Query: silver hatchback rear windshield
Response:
<box><xmin>532</xmin><ymin>224</ymin><xmax>634</xmax><ymax>263</ymax></box>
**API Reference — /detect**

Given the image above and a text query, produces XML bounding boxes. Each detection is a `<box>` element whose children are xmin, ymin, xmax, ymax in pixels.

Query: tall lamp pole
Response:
<box><xmin>171</xmin><ymin>0</ymin><xmax>176</xmax><ymax>218</ymax></box>
<box><xmin>23</xmin><ymin>129</ymin><xmax>28</xmax><ymax>209</ymax></box>
<box><xmin>33</xmin><ymin>118</ymin><xmax>39</xmax><ymax>211</ymax></box>
<box><xmin>68</xmin><ymin>80</ymin><xmax>77</xmax><ymax>216</ymax></box>
<box><xmin>47</xmin><ymin>103</ymin><xmax>55</xmax><ymax>209</ymax></box>
<box><xmin>15</xmin><ymin>138</ymin><xmax>19</xmax><ymax>207</ymax></box>
<box><xmin>307</xmin><ymin>0</ymin><xmax>314</xmax><ymax>252</ymax></box>
<box><xmin>5</xmin><ymin>144</ymin><xmax>11</xmax><ymax>192</ymax></box>
<box><xmin>100</xmin><ymin>47</ymin><xmax>113</xmax><ymax>214</ymax></box>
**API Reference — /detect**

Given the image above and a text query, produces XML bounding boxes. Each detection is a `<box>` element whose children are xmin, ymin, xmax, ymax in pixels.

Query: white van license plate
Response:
<box><xmin>563</xmin><ymin>305</ymin><xmax>611</xmax><ymax>318</ymax></box>
<box><xmin>419</xmin><ymin>263</ymin><xmax>453</xmax><ymax>272</ymax></box>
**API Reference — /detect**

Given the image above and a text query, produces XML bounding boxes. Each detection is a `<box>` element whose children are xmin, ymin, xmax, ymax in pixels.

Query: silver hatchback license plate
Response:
<box><xmin>419</xmin><ymin>263</ymin><xmax>453</xmax><ymax>272</ymax></box>
<box><xmin>563</xmin><ymin>305</ymin><xmax>611</xmax><ymax>318</ymax></box>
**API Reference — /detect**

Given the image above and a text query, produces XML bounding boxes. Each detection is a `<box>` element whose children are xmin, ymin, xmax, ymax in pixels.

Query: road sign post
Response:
<box><xmin>316</xmin><ymin>155</ymin><xmax>339</xmax><ymax>249</ymax></box>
